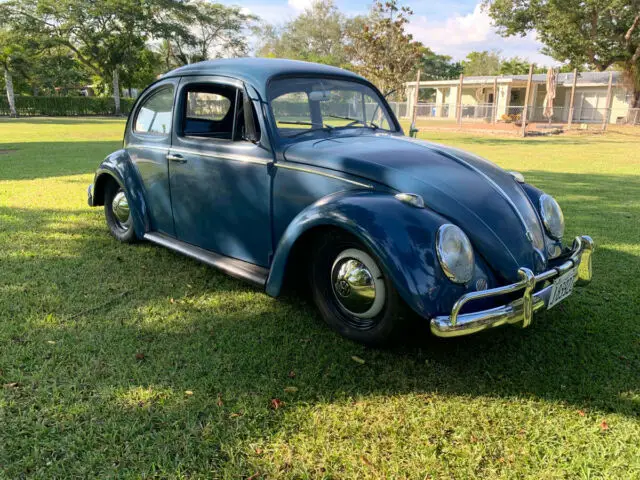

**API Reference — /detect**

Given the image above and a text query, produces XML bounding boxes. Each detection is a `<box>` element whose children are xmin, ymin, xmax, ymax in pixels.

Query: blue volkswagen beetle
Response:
<box><xmin>87</xmin><ymin>58</ymin><xmax>594</xmax><ymax>344</ymax></box>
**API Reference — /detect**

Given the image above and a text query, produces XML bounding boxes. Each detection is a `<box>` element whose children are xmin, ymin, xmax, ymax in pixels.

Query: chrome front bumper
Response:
<box><xmin>430</xmin><ymin>235</ymin><xmax>594</xmax><ymax>338</ymax></box>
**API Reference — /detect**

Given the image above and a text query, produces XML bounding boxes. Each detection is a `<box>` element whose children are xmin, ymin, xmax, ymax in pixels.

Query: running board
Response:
<box><xmin>144</xmin><ymin>232</ymin><xmax>268</xmax><ymax>288</ymax></box>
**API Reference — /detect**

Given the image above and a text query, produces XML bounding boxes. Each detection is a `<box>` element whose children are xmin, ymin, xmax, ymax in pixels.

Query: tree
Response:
<box><xmin>417</xmin><ymin>45</ymin><xmax>463</xmax><ymax>80</ymax></box>
<box><xmin>0</xmin><ymin>10</ymin><xmax>41</xmax><ymax>116</ymax></box>
<box><xmin>484</xmin><ymin>0</ymin><xmax>640</xmax><ymax>106</ymax></box>
<box><xmin>162</xmin><ymin>1</ymin><xmax>257</xmax><ymax>68</ymax></box>
<box><xmin>346</xmin><ymin>0</ymin><xmax>421</xmax><ymax>94</ymax></box>
<box><xmin>256</xmin><ymin>0</ymin><xmax>350</xmax><ymax>68</ymax></box>
<box><xmin>5</xmin><ymin>0</ymin><xmax>193</xmax><ymax>114</ymax></box>
<box><xmin>462</xmin><ymin>50</ymin><xmax>503</xmax><ymax>76</ymax></box>
<box><xmin>499</xmin><ymin>56</ymin><xmax>532</xmax><ymax>75</ymax></box>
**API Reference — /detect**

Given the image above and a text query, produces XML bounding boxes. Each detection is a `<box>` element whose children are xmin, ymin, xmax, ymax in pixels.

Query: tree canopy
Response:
<box><xmin>484</xmin><ymin>0</ymin><xmax>640</xmax><ymax>105</ymax></box>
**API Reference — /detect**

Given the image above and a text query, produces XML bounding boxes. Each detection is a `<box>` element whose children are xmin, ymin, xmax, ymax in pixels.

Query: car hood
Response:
<box><xmin>283</xmin><ymin>133</ymin><xmax>548</xmax><ymax>282</ymax></box>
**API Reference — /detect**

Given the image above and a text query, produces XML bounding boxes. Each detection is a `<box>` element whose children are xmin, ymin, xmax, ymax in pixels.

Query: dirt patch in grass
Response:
<box><xmin>0</xmin><ymin>149</ymin><xmax>17</xmax><ymax>155</ymax></box>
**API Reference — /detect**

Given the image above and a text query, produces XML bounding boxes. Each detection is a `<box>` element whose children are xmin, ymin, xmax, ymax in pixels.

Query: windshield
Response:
<box><xmin>269</xmin><ymin>77</ymin><xmax>397</xmax><ymax>139</ymax></box>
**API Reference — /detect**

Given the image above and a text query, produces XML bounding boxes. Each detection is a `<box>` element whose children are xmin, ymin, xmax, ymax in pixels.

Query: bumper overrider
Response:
<box><xmin>430</xmin><ymin>235</ymin><xmax>594</xmax><ymax>338</ymax></box>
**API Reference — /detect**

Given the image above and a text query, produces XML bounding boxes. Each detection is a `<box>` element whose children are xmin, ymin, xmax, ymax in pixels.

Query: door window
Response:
<box><xmin>134</xmin><ymin>86</ymin><xmax>174</xmax><ymax>135</ymax></box>
<box><xmin>180</xmin><ymin>83</ymin><xmax>260</xmax><ymax>142</ymax></box>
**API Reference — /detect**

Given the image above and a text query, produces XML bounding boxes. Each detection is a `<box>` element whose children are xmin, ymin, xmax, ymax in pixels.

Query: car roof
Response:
<box><xmin>162</xmin><ymin>57</ymin><xmax>369</xmax><ymax>98</ymax></box>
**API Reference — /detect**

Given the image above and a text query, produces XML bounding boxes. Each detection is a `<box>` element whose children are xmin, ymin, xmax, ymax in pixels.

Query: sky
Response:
<box><xmin>221</xmin><ymin>0</ymin><xmax>559</xmax><ymax>66</ymax></box>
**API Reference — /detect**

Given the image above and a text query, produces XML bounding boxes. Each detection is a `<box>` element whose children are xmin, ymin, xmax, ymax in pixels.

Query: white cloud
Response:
<box><xmin>288</xmin><ymin>0</ymin><xmax>313</xmax><ymax>11</ymax></box>
<box><xmin>406</xmin><ymin>2</ymin><xmax>559</xmax><ymax>65</ymax></box>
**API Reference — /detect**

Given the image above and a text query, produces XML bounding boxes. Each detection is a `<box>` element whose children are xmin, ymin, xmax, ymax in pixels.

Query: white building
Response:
<box><xmin>405</xmin><ymin>71</ymin><xmax>637</xmax><ymax>124</ymax></box>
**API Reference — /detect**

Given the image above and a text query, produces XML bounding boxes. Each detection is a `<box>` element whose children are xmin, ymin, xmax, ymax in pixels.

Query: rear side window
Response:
<box><xmin>134</xmin><ymin>87</ymin><xmax>174</xmax><ymax>135</ymax></box>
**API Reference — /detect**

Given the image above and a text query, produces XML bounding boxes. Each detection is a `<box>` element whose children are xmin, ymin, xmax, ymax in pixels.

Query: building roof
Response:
<box><xmin>163</xmin><ymin>58</ymin><xmax>366</xmax><ymax>97</ymax></box>
<box><xmin>408</xmin><ymin>70</ymin><xmax>623</xmax><ymax>87</ymax></box>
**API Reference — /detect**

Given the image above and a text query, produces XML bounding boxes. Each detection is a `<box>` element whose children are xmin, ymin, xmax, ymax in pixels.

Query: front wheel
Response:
<box><xmin>104</xmin><ymin>181</ymin><xmax>136</xmax><ymax>243</ymax></box>
<box><xmin>310</xmin><ymin>232</ymin><xmax>405</xmax><ymax>345</ymax></box>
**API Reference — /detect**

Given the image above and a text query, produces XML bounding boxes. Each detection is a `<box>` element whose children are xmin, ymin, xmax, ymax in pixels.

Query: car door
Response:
<box><xmin>125</xmin><ymin>79</ymin><xmax>178</xmax><ymax>235</ymax></box>
<box><xmin>168</xmin><ymin>76</ymin><xmax>273</xmax><ymax>267</ymax></box>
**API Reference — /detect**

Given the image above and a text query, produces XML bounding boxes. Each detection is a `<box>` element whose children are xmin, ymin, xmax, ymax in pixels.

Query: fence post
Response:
<box><xmin>492</xmin><ymin>78</ymin><xmax>498</xmax><ymax>124</ymax></box>
<box><xmin>601</xmin><ymin>71</ymin><xmax>614</xmax><ymax>132</ymax></box>
<box><xmin>410</xmin><ymin>69</ymin><xmax>421</xmax><ymax>127</ymax></box>
<box><xmin>521</xmin><ymin>64</ymin><xmax>534</xmax><ymax>137</ymax></box>
<box><xmin>567</xmin><ymin>68</ymin><xmax>578</xmax><ymax>129</ymax></box>
<box><xmin>456</xmin><ymin>74</ymin><xmax>464</xmax><ymax>126</ymax></box>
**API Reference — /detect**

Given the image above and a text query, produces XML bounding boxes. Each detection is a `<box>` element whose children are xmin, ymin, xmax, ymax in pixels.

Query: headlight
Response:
<box><xmin>436</xmin><ymin>224</ymin><xmax>475</xmax><ymax>284</ymax></box>
<box><xmin>539</xmin><ymin>194</ymin><xmax>565</xmax><ymax>240</ymax></box>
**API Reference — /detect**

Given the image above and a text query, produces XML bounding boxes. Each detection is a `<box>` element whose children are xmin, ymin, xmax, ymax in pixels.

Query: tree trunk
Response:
<box><xmin>112</xmin><ymin>68</ymin><xmax>121</xmax><ymax>116</ymax></box>
<box><xmin>4</xmin><ymin>66</ymin><xmax>17</xmax><ymax>117</ymax></box>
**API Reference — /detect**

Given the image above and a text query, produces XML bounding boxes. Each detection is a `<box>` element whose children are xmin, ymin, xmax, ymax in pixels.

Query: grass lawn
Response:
<box><xmin>1</xmin><ymin>117</ymin><xmax>639</xmax><ymax>478</ymax></box>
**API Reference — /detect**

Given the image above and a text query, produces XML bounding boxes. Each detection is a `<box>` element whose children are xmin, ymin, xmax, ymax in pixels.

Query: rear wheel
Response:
<box><xmin>104</xmin><ymin>181</ymin><xmax>136</xmax><ymax>243</ymax></box>
<box><xmin>310</xmin><ymin>231</ymin><xmax>405</xmax><ymax>345</ymax></box>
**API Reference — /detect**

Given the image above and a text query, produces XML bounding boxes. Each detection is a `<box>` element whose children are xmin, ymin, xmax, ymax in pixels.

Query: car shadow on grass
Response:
<box><xmin>1</xmin><ymin>169</ymin><xmax>639</xmax><ymax>475</ymax></box>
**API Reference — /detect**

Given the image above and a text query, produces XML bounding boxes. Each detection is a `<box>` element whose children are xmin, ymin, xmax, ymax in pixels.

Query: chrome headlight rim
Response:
<box><xmin>436</xmin><ymin>224</ymin><xmax>475</xmax><ymax>284</ymax></box>
<box><xmin>539</xmin><ymin>194</ymin><xmax>565</xmax><ymax>240</ymax></box>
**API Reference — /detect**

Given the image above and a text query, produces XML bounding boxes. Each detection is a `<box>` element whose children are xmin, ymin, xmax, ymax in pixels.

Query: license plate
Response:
<box><xmin>547</xmin><ymin>268</ymin><xmax>577</xmax><ymax>309</ymax></box>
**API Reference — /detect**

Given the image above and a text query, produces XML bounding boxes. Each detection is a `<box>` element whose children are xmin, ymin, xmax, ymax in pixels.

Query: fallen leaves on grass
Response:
<box><xmin>288</xmin><ymin>370</ymin><xmax>296</xmax><ymax>378</ymax></box>
<box><xmin>351</xmin><ymin>355</ymin><xmax>366</xmax><ymax>365</ymax></box>
<box><xmin>3</xmin><ymin>382</ymin><xmax>19</xmax><ymax>389</ymax></box>
<box><xmin>184</xmin><ymin>390</ymin><xmax>194</xmax><ymax>396</ymax></box>
<box><xmin>284</xmin><ymin>386</ymin><xmax>298</xmax><ymax>393</ymax></box>
<box><xmin>270</xmin><ymin>398</ymin><xmax>284</xmax><ymax>409</ymax></box>
<box><xmin>217</xmin><ymin>393</ymin><xmax>223</xmax><ymax>407</ymax></box>
<box><xmin>578</xmin><ymin>410</ymin><xmax>586</xmax><ymax>417</ymax></box>
<box><xmin>600</xmin><ymin>420</ymin><xmax>609</xmax><ymax>431</ymax></box>
<box><xmin>135</xmin><ymin>353</ymin><xmax>145</xmax><ymax>360</ymax></box>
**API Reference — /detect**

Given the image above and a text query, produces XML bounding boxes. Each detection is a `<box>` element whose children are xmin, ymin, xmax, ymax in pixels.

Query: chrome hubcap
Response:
<box><xmin>111</xmin><ymin>190</ymin><xmax>130</xmax><ymax>229</ymax></box>
<box><xmin>331</xmin><ymin>248</ymin><xmax>385</xmax><ymax>319</ymax></box>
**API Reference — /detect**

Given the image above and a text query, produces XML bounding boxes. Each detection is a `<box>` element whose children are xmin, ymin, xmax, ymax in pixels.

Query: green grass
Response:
<box><xmin>1</xmin><ymin>117</ymin><xmax>639</xmax><ymax>478</ymax></box>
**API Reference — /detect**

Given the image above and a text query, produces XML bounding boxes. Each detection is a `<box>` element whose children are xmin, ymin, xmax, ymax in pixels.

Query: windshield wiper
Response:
<box><xmin>278</xmin><ymin>121</ymin><xmax>334</xmax><ymax>138</ymax></box>
<box><xmin>326</xmin><ymin>115</ymin><xmax>378</xmax><ymax>130</ymax></box>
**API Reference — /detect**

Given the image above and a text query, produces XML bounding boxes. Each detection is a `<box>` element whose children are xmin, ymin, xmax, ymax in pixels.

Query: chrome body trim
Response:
<box><xmin>144</xmin><ymin>232</ymin><xmax>269</xmax><ymax>287</ymax></box>
<box><xmin>430</xmin><ymin>235</ymin><xmax>594</xmax><ymax>338</ymax></box>
<box><xmin>276</xmin><ymin>163</ymin><xmax>374</xmax><ymax>189</ymax></box>
<box><xmin>169</xmin><ymin>147</ymin><xmax>271</xmax><ymax>166</ymax></box>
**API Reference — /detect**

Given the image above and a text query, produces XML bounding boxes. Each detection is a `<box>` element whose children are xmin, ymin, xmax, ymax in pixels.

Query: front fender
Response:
<box><xmin>91</xmin><ymin>149</ymin><xmax>150</xmax><ymax>238</ymax></box>
<box><xmin>266</xmin><ymin>191</ymin><xmax>493</xmax><ymax>319</ymax></box>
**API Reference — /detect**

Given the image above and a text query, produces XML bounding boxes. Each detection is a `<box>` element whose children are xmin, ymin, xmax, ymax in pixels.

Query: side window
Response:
<box><xmin>180</xmin><ymin>83</ymin><xmax>261</xmax><ymax>143</ymax></box>
<box><xmin>181</xmin><ymin>84</ymin><xmax>237</xmax><ymax>140</ymax></box>
<box><xmin>134</xmin><ymin>87</ymin><xmax>174</xmax><ymax>135</ymax></box>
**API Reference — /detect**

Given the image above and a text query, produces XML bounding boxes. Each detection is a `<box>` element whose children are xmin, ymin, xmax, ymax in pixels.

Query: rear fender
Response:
<box><xmin>266</xmin><ymin>190</ymin><xmax>493</xmax><ymax>319</ymax></box>
<box><xmin>91</xmin><ymin>149</ymin><xmax>150</xmax><ymax>238</ymax></box>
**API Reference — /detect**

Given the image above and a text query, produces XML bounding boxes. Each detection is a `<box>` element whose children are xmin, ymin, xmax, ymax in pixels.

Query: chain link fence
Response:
<box><xmin>400</xmin><ymin>101</ymin><xmax>640</xmax><ymax>133</ymax></box>
<box><xmin>0</xmin><ymin>96</ymin><xmax>135</xmax><ymax>117</ymax></box>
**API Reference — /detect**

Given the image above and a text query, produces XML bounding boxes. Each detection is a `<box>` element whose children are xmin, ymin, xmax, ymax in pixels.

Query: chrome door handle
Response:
<box><xmin>166</xmin><ymin>153</ymin><xmax>186</xmax><ymax>163</ymax></box>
